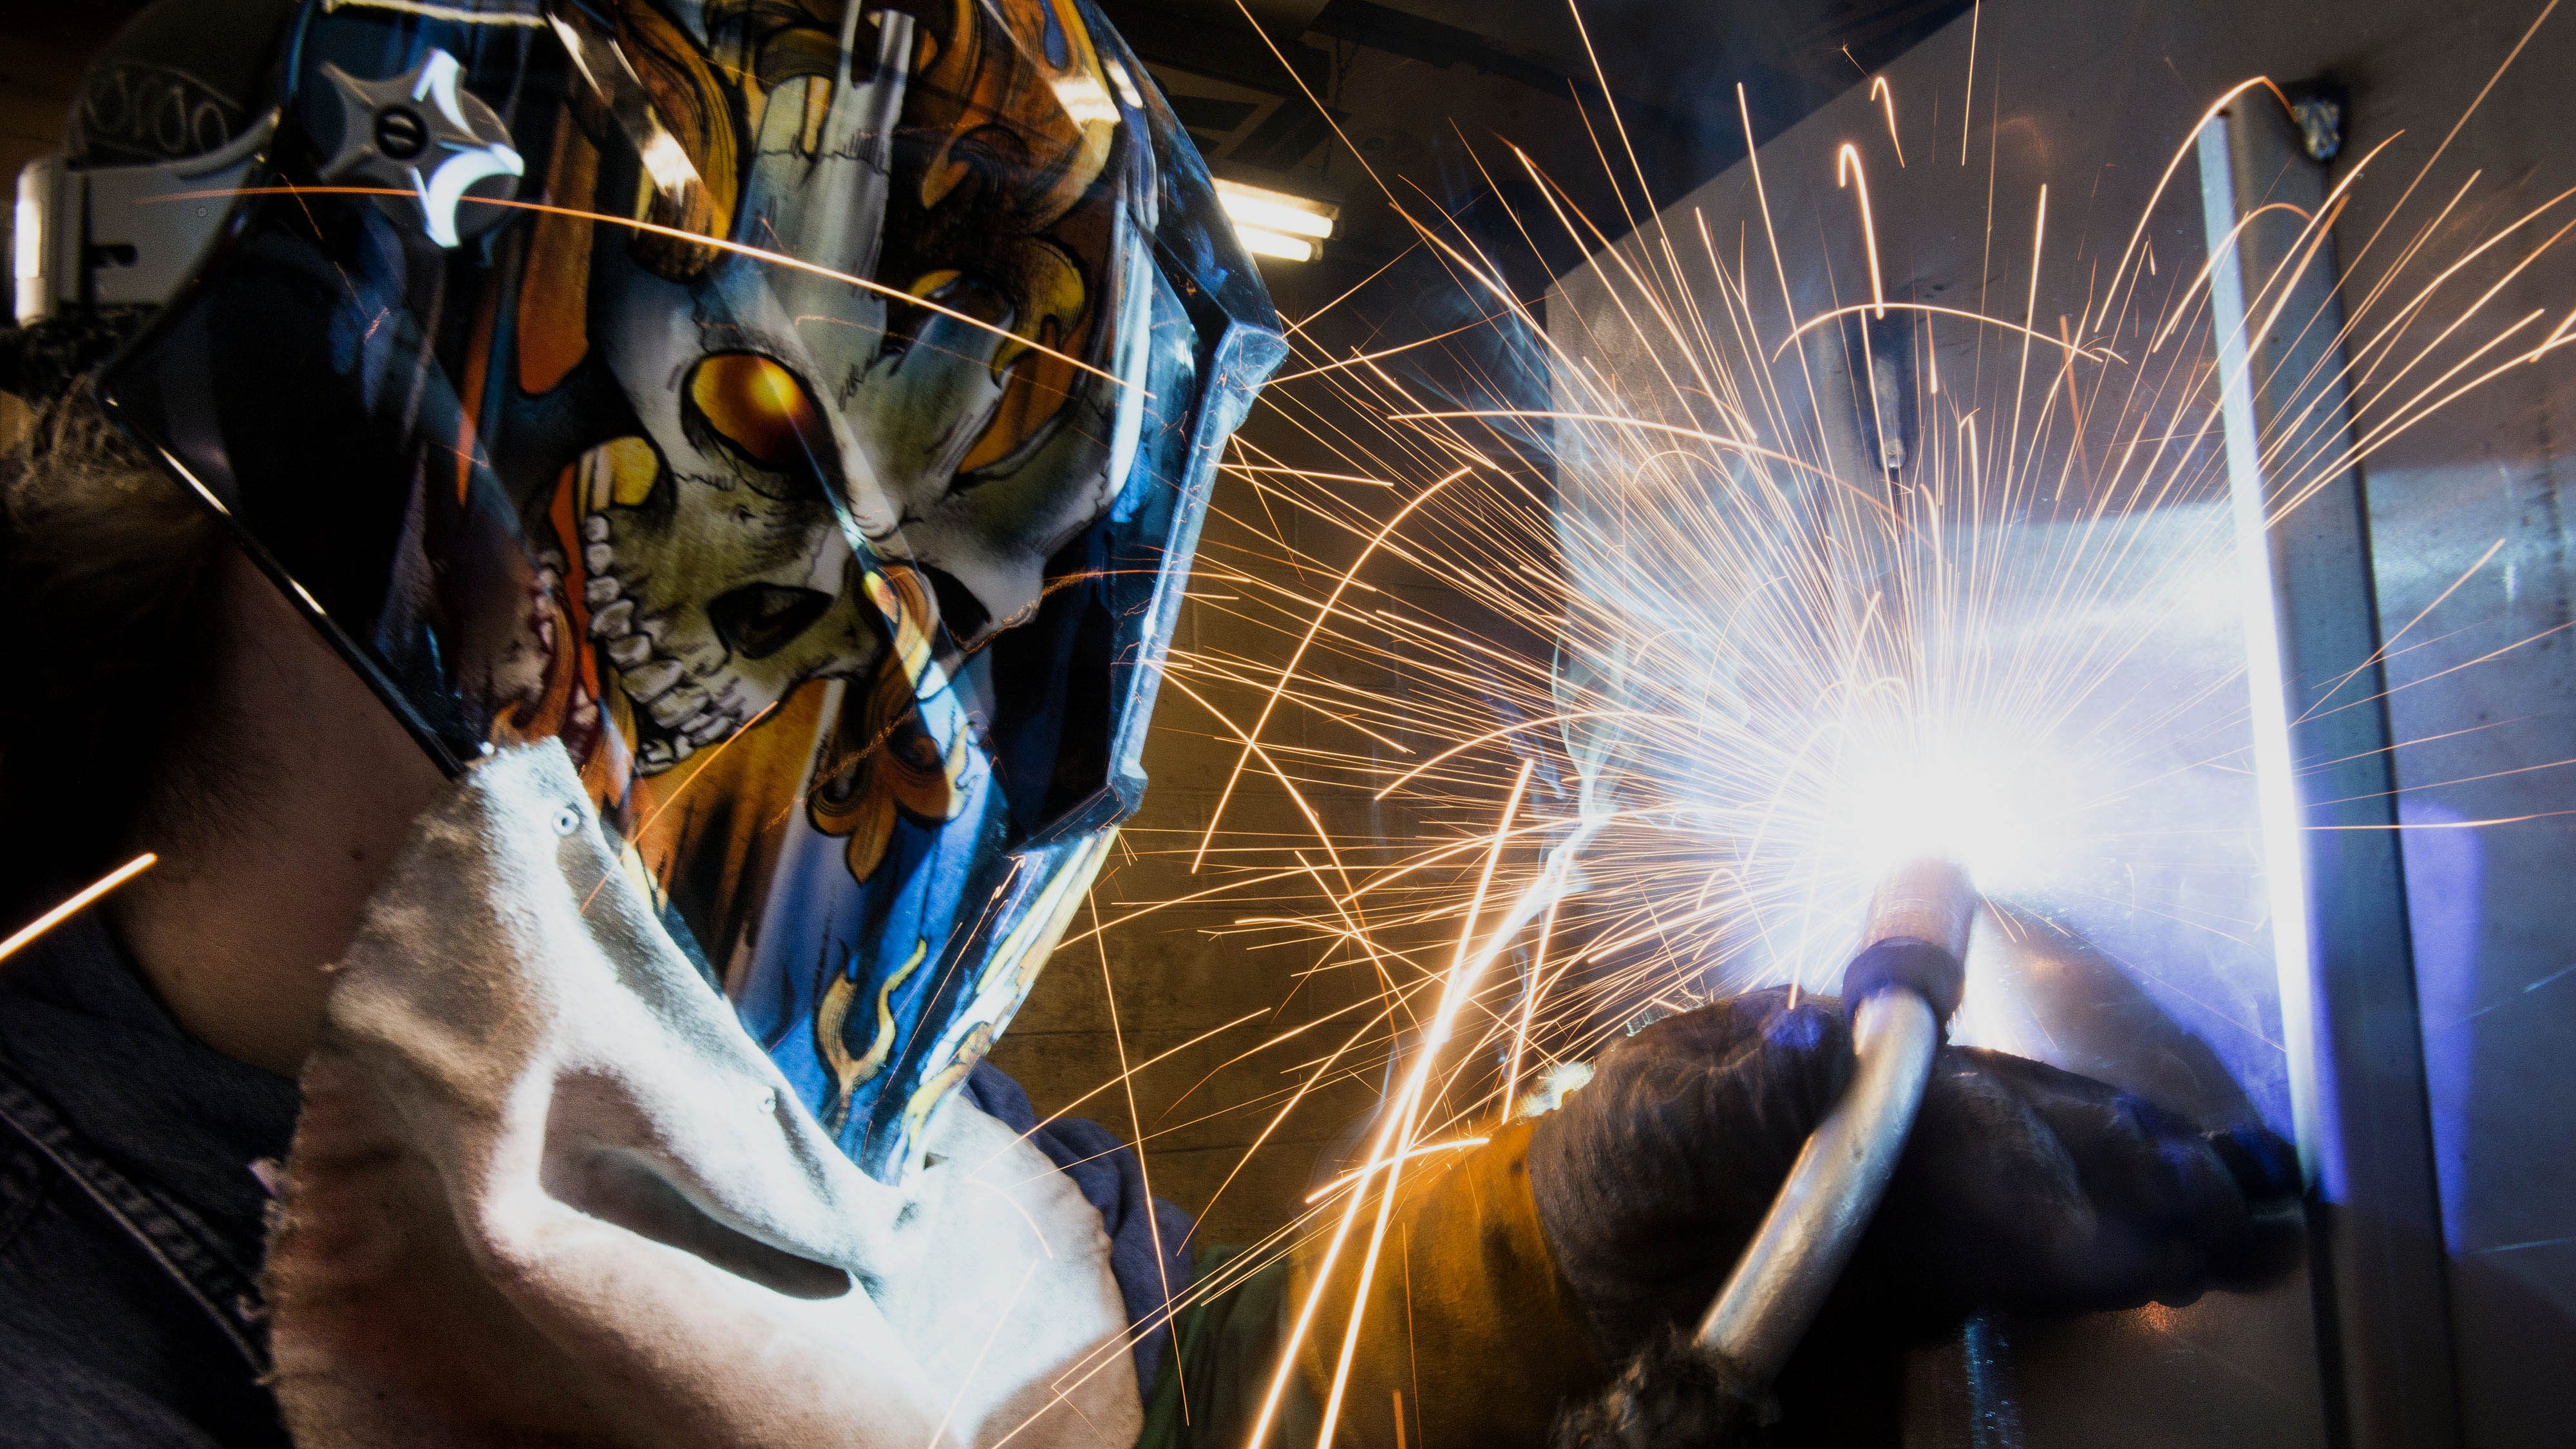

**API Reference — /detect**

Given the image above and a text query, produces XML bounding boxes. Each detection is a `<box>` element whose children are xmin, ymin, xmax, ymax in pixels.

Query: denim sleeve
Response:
<box><xmin>0</xmin><ymin>1100</ymin><xmax>289</xmax><ymax>1447</ymax></box>
<box><xmin>963</xmin><ymin>1063</ymin><xmax>1199</xmax><ymax>1385</ymax></box>
<box><xmin>0</xmin><ymin>1327</ymin><xmax>228</xmax><ymax>1448</ymax></box>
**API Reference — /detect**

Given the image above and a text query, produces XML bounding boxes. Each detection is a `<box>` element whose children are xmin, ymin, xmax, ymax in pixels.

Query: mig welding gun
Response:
<box><xmin>1546</xmin><ymin>848</ymin><xmax>2304</xmax><ymax>1449</ymax></box>
<box><xmin>1698</xmin><ymin>857</ymin><xmax>1977</xmax><ymax>1385</ymax></box>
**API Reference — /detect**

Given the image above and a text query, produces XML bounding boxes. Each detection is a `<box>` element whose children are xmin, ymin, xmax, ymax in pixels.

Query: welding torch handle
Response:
<box><xmin>1694</xmin><ymin>857</ymin><xmax>1975</xmax><ymax>1388</ymax></box>
<box><xmin>1690</xmin><ymin>987</ymin><xmax>1942</xmax><ymax>1384</ymax></box>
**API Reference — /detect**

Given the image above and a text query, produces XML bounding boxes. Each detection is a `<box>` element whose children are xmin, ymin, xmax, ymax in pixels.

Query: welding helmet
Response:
<box><xmin>29</xmin><ymin>0</ymin><xmax>1280</xmax><ymax>1180</ymax></box>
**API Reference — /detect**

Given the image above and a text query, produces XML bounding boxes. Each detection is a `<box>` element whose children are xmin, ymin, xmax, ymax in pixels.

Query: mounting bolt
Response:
<box><xmin>373</xmin><ymin>107</ymin><xmax>429</xmax><ymax>161</ymax></box>
<box><xmin>2289</xmin><ymin>82</ymin><xmax>2346</xmax><ymax>164</ymax></box>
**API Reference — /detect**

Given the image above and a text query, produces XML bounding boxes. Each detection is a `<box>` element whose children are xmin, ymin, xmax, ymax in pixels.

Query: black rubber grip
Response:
<box><xmin>1840</xmin><ymin>937</ymin><xmax>1965</xmax><ymax>1024</ymax></box>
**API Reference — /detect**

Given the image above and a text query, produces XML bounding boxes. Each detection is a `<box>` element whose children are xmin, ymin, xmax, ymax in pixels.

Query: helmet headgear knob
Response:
<box><xmin>313</xmin><ymin>48</ymin><xmax>522</xmax><ymax>249</ymax></box>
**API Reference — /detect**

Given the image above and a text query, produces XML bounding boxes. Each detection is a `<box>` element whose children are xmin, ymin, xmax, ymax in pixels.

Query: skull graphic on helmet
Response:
<box><xmin>548</xmin><ymin>0</ymin><xmax>1153</xmax><ymax>776</ymax></box>
<box><xmin>104</xmin><ymin>0</ymin><xmax>1279</xmax><ymax>1179</ymax></box>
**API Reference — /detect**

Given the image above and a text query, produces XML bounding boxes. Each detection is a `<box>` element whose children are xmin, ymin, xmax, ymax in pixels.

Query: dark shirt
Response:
<box><xmin>0</xmin><ymin>916</ymin><xmax>294</xmax><ymax>1448</ymax></box>
<box><xmin>0</xmin><ymin>913</ymin><xmax>1189</xmax><ymax>1446</ymax></box>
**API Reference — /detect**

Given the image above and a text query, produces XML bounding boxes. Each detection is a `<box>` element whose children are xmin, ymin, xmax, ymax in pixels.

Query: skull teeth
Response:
<box><xmin>649</xmin><ymin>683</ymin><xmax>711</xmax><ymax>729</ymax></box>
<box><xmin>561</xmin><ymin>508</ymin><xmax>747</xmax><ymax>779</ymax></box>
<box><xmin>623</xmin><ymin>658</ymin><xmax>685</xmax><ymax>703</ymax></box>
<box><xmin>632</xmin><ymin>733</ymin><xmax>694</xmax><ymax>771</ymax></box>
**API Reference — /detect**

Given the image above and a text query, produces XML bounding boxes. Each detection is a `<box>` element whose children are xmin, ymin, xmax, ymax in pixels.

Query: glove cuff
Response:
<box><xmin>1548</xmin><ymin>1323</ymin><xmax>1775</xmax><ymax>1449</ymax></box>
<box><xmin>1289</xmin><ymin>1119</ymin><xmax>1607</xmax><ymax>1449</ymax></box>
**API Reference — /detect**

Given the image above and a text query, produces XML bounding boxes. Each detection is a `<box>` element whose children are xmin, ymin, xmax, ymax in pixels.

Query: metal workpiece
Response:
<box><xmin>1547</xmin><ymin>0</ymin><xmax>2556</xmax><ymax>1437</ymax></box>
<box><xmin>2203</xmin><ymin>93</ymin><xmax>2460</xmax><ymax>1449</ymax></box>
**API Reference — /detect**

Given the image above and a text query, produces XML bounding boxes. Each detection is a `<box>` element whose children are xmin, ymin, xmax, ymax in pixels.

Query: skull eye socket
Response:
<box><xmin>706</xmin><ymin>582</ymin><xmax>836</xmax><ymax>661</ymax></box>
<box><xmin>687</xmin><ymin>352</ymin><xmax>831</xmax><ymax>478</ymax></box>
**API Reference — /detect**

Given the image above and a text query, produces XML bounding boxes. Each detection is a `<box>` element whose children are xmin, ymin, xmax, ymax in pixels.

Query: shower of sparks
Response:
<box><xmin>1042</xmin><ymin>23</ymin><xmax>2575</xmax><ymax>1448</ymax></box>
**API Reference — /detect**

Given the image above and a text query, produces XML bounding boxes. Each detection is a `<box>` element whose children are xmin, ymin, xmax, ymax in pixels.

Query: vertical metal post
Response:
<box><xmin>2199</xmin><ymin>98</ymin><xmax>2461</xmax><ymax>1449</ymax></box>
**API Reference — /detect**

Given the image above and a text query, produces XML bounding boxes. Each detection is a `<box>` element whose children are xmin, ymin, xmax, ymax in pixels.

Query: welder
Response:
<box><xmin>0</xmin><ymin>2</ymin><xmax>2299</xmax><ymax>1445</ymax></box>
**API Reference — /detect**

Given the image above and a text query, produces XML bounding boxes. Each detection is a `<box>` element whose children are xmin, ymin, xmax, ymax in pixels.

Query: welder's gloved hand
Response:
<box><xmin>1528</xmin><ymin>987</ymin><xmax>2304</xmax><ymax>1366</ymax></box>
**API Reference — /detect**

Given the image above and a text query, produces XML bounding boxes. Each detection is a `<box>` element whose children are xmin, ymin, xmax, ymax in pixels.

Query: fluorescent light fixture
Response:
<box><xmin>15</xmin><ymin>160</ymin><xmax>53</xmax><ymax>325</ymax></box>
<box><xmin>1215</xmin><ymin>177</ymin><xmax>1337</xmax><ymax>261</ymax></box>
<box><xmin>1233</xmin><ymin>225</ymin><xmax>1318</xmax><ymax>262</ymax></box>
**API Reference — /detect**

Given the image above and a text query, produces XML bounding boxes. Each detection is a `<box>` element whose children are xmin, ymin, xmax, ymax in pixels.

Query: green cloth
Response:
<box><xmin>1137</xmin><ymin>1247</ymin><xmax>1316</xmax><ymax>1449</ymax></box>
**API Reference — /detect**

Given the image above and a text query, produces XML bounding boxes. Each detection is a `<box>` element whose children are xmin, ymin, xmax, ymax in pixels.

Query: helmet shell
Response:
<box><xmin>104</xmin><ymin>0</ymin><xmax>1281</xmax><ymax>1180</ymax></box>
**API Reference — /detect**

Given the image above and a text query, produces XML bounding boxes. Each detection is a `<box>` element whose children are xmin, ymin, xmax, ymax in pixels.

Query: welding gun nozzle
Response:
<box><xmin>1698</xmin><ymin>854</ymin><xmax>1980</xmax><ymax>1379</ymax></box>
<box><xmin>1843</xmin><ymin>857</ymin><xmax>1977</xmax><ymax>1023</ymax></box>
<box><xmin>1864</xmin><ymin>857</ymin><xmax>1978</xmax><ymax>960</ymax></box>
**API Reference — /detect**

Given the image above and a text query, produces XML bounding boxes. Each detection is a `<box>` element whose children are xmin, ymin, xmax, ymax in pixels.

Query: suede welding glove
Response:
<box><xmin>1527</xmin><ymin>987</ymin><xmax>2304</xmax><ymax>1372</ymax></box>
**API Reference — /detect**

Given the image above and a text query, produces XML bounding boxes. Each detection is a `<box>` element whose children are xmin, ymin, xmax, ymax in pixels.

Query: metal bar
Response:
<box><xmin>2198</xmin><ymin>98</ymin><xmax>2461</xmax><ymax>1449</ymax></box>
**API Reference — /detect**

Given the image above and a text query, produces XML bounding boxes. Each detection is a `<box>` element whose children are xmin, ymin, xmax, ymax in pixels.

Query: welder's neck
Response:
<box><xmin>108</xmin><ymin>545</ymin><xmax>450</xmax><ymax>1079</ymax></box>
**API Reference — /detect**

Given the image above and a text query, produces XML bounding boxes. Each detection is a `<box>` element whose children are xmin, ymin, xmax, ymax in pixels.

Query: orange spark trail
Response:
<box><xmin>1870</xmin><ymin>77</ymin><xmax>1907</xmax><ymax>166</ymax></box>
<box><xmin>1838</xmin><ymin>144</ymin><xmax>1890</xmax><ymax>320</ymax></box>
<box><xmin>1193</xmin><ymin>468</ymin><xmax>1474</xmax><ymax>873</ymax></box>
<box><xmin>0</xmin><ymin>855</ymin><xmax>158</xmax><ymax>967</ymax></box>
